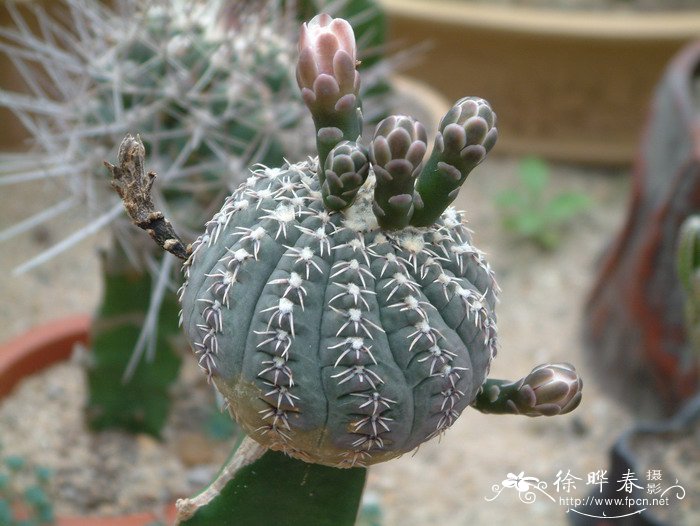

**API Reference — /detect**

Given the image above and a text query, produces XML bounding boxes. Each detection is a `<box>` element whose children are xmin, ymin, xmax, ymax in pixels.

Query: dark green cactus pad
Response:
<box><xmin>179</xmin><ymin>445</ymin><xmax>366</xmax><ymax>526</ymax></box>
<box><xmin>179</xmin><ymin>159</ymin><xmax>498</xmax><ymax>467</ymax></box>
<box><xmin>88</xmin><ymin>258</ymin><xmax>183</xmax><ymax>437</ymax></box>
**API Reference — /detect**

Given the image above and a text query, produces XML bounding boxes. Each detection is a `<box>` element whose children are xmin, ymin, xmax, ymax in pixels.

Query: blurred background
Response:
<box><xmin>0</xmin><ymin>0</ymin><xmax>699</xmax><ymax>525</ymax></box>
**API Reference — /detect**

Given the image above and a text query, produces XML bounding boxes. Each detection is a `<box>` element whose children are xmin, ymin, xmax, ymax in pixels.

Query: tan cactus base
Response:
<box><xmin>215</xmin><ymin>376</ymin><xmax>404</xmax><ymax>467</ymax></box>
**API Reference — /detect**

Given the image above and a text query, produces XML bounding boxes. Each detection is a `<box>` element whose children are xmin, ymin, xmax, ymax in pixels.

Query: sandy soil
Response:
<box><xmin>0</xmin><ymin>156</ymin><xmax>636</xmax><ymax>524</ymax></box>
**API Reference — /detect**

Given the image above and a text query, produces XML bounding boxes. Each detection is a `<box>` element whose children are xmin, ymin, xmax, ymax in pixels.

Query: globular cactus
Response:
<box><xmin>157</xmin><ymin>13</ymin><xmax>582</xmax><ymax>469</ymax></box>
<box><xmin>179</xmin><ymin>159</ymin><xmax>500</xmax><ymax>467</ymax></box>
<box><xmin>106</xmin><ymin>10</ymin><xmax>583</xmax><ymax>523</ymax></box>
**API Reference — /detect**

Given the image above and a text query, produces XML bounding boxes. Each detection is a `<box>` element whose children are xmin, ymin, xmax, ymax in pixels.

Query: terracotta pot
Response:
<box><xmin>0</xmin><ymin>316</ymin><xmax>178</xmax><ymax>526</ymax></box>
<box><xmin>380</xmin><ymin>0</ymin><xmax>700</xmax><ymax>165</ymax></box>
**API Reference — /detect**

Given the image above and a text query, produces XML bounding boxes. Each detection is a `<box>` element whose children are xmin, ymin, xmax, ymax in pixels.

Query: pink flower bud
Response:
<box><xmin>296</xmin><ymin>14</ymin><xmax>359</xmax><ymax>113</ymax></box>
<box><xmin>516</xmin><ymin>363</ymin><xmax>583</xmax><ymax>417</ymax></box>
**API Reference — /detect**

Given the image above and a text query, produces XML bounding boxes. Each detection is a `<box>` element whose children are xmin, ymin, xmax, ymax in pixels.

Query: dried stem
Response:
<box><xmin>104</xmin><ymin>134</ymin><xmax>190</xmax><ymax>260</ymax></box>
<box><xmin>175</xmin><ymin>436</ymin><xmax>267</xmax><ymax>523</ymax></box>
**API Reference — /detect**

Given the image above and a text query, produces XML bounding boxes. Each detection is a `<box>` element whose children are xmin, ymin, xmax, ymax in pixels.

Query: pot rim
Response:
<box><xmin>615</xmin><ymin>393</ymin><xmax>700</xmax><ymax>463</ymax></box>
<box><xmin>0</xmin><ymin>315</ymin><xmax>90</xmax><ymax>398</ymax></box>
<box><xmin>0</xmin><ymin>315</ymin><xmax>178</xmax><ymax>526</ymax></box>
<box><xmin>381</xmin><ymin>0</ymin><xmax>700</xmax><ymax>40</ymax></box>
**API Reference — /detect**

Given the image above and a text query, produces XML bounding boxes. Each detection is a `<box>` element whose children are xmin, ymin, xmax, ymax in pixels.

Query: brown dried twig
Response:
<box><xmin>104</xmin><ymin>134</ymin><xmax>190</xmax><ymax>260</ymax></box>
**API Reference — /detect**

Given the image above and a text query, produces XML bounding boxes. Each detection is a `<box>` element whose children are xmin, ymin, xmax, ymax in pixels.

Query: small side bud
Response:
<box><xmin>472</xmin><ymin>363</ymin><xmax>582</xmax><ymax>417</ymax></box>
<box><xmin>321</xmin><ymin>141</ymin><xmax>370</xmax><ymax>211</ymax></box>
<box><xmin>514</xmin><ymin>363</ymin><xmax>583</xmax><ymax>417</ymax></box>
<box><xmin>370</xmin><ymin>115</ymin><xmax>427</xmax><ymax>229</ymax></box>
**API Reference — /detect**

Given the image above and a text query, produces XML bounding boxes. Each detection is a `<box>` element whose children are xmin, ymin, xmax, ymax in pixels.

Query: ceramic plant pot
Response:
<box><xmin>570</xmin><ymin>394</ymin><xmax>700</xmax><ymax>525</ymax></box>
<box><xmin>380</xmin><ymin>0</ymin><xmax>700</xmax><ymax>165</ymax></box>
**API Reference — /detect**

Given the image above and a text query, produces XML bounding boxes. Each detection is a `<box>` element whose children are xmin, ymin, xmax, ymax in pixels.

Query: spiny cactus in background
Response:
<box><xmin>0</xmin><ymin>0</ymin><xmax>390</xmax><ymax>435</ymax></box>
<box><xmin>106</xmin><ymin>12</ymin><xmax>583</xmax><ymax>524</ymax></box>
<box><xmin>1</xmin><ymin>0</ymin><xmax>307</xmax><ymax>252</ymax></box>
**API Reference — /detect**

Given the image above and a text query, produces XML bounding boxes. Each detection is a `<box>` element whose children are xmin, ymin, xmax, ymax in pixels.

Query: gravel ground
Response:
<box><xmin>0</xmin><ymin>357</ymin><xmax>234</xmax><ymax>517</ymax></box>
<box><xmin>0</xmin><ymin>156</ymin><xmax>636</xmax><ymax>524</ymax></box>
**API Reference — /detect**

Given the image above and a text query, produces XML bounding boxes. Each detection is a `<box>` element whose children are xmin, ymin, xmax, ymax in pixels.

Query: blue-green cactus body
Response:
<box><xmin>179</xmin><ymin>160</ymin><xmax>498</xmax><ymax>467</ymax></box>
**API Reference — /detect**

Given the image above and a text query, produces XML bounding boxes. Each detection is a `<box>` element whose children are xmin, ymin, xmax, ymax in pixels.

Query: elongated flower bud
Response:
<box><xmin>370</xmin><ymin>115</ymin><xmax>427</xmax><ymax>229</ymax></box>
<box><xmin>179</xmin><ymin>157</ymin><xmax>501</xmax><ymax>467</ymax></box>
<box><xmin>411</xmin><ymin>97</ymin><xmax>498</xmax><ymax>227</ymax></box>
<box><xmin>296</xmin><ymin>13</ymin><xmax>360</xmax><ymax>128</ymax></box>
<box><xmin>296</xmin><ymin>13</ymin><xmax>362</xmax><ymax>197</ymax></box>
<box><xmin>473</xmin><ymin>363</ymin><xmax>582</xmax><ymax>417</ymax></box>
<box><xmin>438</xmin><ymin>97</ymin><xmax>498</xmax><ymax>162</ymax></box>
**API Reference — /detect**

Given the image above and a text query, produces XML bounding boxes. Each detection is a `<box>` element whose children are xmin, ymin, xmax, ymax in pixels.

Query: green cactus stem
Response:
<box><xmin>370</xmin><ymin>115</ymin><xmax>427</xmax><ymax>229</ymax></box>
<box><xmin>176</xmin><ymin>437</ymin><xmax>366</xmax><ymax>526</ymax></box>
<box><xmin>410</xmin><ymin>97</ymin><xmax>498</xmax><ymax>227</ymax></box>
<box><xmin>296</xmin><ymin>13</ymin><xmax>363</xmax><ymax>195</ymax></box>
<box><xmin>472</xmin><ymin>363</ymin><xmax>583</xmax><ymax>417</ymax></box>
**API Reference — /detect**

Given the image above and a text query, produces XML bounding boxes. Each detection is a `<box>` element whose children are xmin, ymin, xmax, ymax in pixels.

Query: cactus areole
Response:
<box><xmin>173</xmin><ymin>14</ymin><xmax>579</xmax><ymax>468</ymax></box>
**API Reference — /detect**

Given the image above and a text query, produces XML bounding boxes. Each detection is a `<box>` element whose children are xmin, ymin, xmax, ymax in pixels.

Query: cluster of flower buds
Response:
<box><xmin>295</xmin><ymin>14</ymin><xmax>501</xmax><ymax>229</ymax></box>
